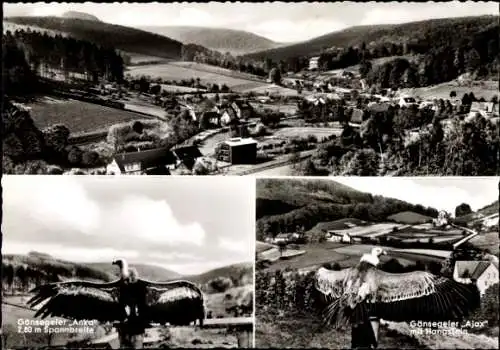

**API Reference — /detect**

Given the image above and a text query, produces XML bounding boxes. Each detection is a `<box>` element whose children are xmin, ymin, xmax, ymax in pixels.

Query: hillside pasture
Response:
<box><xmin>27</xmin><ymin>96</ymin><xmax>153</xmax><ymax>133</ymax></box>
<box><xmin>256</xmin><ymin>241</ymin><xmax>275</xmax><ymax>254</ymax></box>
<box><xmin>126</xmin><ymin>63</ymin><xmax>268</xmax><ymax>92</ymax></box>
<box><xmin>387</xmin><ymin>211</ymin><xmax>434</xmax><ymax>224</ymax></box>
<box><xmin>389</xmin><ymin>248</ymin><xmax>452</xmax><ymax>259</ymax></box>
<box><xmin>469</xmin><ymin>231</ymin><xmax>500</xmax><ymax>255</ymax></box>
<box><xmin>261</xmin><ymin>242</ymin><xmax>358</xmax><ymax>272</ymax></box>
<box><xmin>271</xmin><ymin>126</ymin><xmax>342</xmax><ymax>139</ymax></box>
<box><xmin>401</xmin><ymin>80</ymin><xmax>498</xmax><ymax>101</ymax></box>
<box><xmin>170</xmin><ymin>61</ymin><xmax>265</xmax><ymax>83</ymax></box>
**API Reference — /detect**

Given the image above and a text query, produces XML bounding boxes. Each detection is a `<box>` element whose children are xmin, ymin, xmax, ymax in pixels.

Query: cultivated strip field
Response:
<box><xmin>272</xmin><ymin>127</ymin><xmax>342</xmax><ymax>139</ymax></box>
<box><xmin>28</xmin><ymin>97</ymin><xmax>153</xmax><ymax>133</ymax></box>
<box><xmin>126</xmin><ymin>63</ymin><xmax>268</xmax><ymax>92</ymax></box>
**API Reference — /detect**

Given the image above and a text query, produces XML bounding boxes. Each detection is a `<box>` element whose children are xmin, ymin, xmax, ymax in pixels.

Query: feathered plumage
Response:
<box><xmin>27</xmin><ymin>259</ymin><xmax>205</xmax><ymax>326</ymax></box>
<box><xmin>315</xmin><ymin>248</ymin><xmax>480</xmax><ymax>327</ymax></box>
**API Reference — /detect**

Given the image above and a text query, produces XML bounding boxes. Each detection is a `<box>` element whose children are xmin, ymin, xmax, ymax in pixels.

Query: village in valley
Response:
<box><xmin>2</xmin><ymin>3</ymin><xmax>499</xmax><ymax>176</ymax></box>
<box><xmin>255</xmin><ymin>177</ymin><xmax>499</xmax><ymax>349</ymax></box>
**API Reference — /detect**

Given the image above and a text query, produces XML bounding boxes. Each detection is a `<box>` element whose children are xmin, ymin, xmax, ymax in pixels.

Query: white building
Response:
<box><xmin>309</xmin><ymin>56</ymin><xmax>320</xmax><ymax>71</ymax></box>
<box><xmin>326</xmin><ymin>231</ymin><xmax>352</xmax><ymax>243</ymax></box>
<box><xmin>454</xmin><ymin>261</ymin><xmax>499</xmax><ymax>296</ymax></box>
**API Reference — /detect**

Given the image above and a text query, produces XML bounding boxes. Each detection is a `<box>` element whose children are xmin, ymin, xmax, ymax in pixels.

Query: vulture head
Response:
<box><xmin>360</xmin><ymin>247</ymin><xmax>387</xmax><ymax>266</ymax></box>
<box><xmin>112</xmin><ymin>258</ymin><xmax>130</xmax><ymax>279</ymax></box>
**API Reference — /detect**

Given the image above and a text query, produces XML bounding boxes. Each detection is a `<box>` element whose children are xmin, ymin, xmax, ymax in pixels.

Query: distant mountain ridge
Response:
<box><xmin>4</xmin><ymin>16</ymin><xmax>183</xmax><ymax>60</ymax></box>
<box><xmin>2</xmin><ymin>252</ymin><xmax>252</xmax><ymax>288</ymax></box>
<box><xmin>62</xmin><ymin>11</ymin><xmax>101</xmax><ymax>22</ymax></box>
<box><xmin>138</xmin><ymin>25</ymin><xmax>282</xmax><ymax>55</ymax></box>
<box><xmin>244</xmin><ymin>15</ymin><xmax>499</xmax><ymax>61</ymax></box>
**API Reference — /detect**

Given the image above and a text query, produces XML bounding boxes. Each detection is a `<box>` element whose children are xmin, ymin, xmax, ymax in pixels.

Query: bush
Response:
<box><xmin>208</xmin><ymin>276</ymin><xmax>233</xmax><ymax>293</ymax></box>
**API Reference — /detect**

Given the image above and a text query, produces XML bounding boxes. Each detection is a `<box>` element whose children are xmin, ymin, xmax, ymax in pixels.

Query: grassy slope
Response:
<box><xmin>387</xmin><ymin>211</ymin><xmax>433</xmax><ymax>224</ymax></box>
<box><xmin>138</xmin><ymin>26</ymin><xmax>281</xmax><ymax>55</ymax></box>
<box><xmin>27</xmin><ymin>97</ymin><xmax>153</xmax><ymax>133</ymax></box>
<box><xmin>185</xmin><ymin>262</ymin><xmax>253</xmax><ymax>287</ymax></box>
<box><xmin>244</xmin><ymin>15</ymin><xmax>498</xmax><ymax>61</ymax></box>
<box><xmin>4</xmin><ymin>16</ymin><xmax>183</xmax><ymax>59</ymax></box>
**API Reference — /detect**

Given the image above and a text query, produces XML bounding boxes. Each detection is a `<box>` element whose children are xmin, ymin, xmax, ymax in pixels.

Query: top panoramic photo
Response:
<box><xmin>3</xmin><ymin>1</ymin><xmax>499</xmax><ymax>176</ymax></box>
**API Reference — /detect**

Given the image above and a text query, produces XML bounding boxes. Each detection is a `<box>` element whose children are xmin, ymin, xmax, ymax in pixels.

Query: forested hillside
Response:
<box><xmin>245</xmin><ymin>16</ymin><xmax>499</xmax><ymax>87</ymax></box>
<box><xmin>5</xmin><ymin>16</ymin><xmax>183</xmax><ymax>59</ymax></box>
<box><xmin>256</xmin><ymin>179</ymin><xmax>439</xmax><ymax>239</ymax></box>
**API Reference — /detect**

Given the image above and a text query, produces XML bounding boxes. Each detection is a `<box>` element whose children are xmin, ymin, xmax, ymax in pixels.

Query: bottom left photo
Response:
<box><xmin>1</xmin><ymin>175</ymin><xmax>255</xmax><ymax>349</ymax></box>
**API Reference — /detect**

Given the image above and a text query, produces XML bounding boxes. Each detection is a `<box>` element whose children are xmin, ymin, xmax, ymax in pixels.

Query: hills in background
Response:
<box><xmin>62</xmin><ymin>11</ymin><xmax>101</xmax><ymax>22</ymax></box>
<box><xmin>244</xmin><ymin>15</ymin><xmax>499</xmax><ymax>61</ymax></box>
<box><xmin>138</xmin><ymin>25</ymin><xmax>283</xmax><ymax>55</ymax></box>
<box><xmin>2</xmin><ymin>252</ymin><xmax>252</xmax><ymax>289</ymax></box>
<box><xmin>6</xmin><ymin>12</ymin><xmax>497</xmax><ymax>66</ymax></box>
<box><xmin>256</xmin><ymin>179</ymin><xmax>441</xmax><ymax>240</ymax></box>
<box><xmin>4</xmin><ymin>16</ymin><xmax>183</xmax><ymax>60</ymax></box>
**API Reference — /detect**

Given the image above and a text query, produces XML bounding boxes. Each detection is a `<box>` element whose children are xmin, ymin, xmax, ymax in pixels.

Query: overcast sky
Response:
<box><xmin>2</xmin><ymin>176</ymin><xmax>255</xmax><ymax>276</ymax></box>
<box><xmin>3</xmin><ymin>2</ymin><xmax>498</xmax><ymax>42</ymax></box>
<box><xmin>335</xmin><ymin>177</ymin><xmax>498</xmax><ymax>216</ymax></box>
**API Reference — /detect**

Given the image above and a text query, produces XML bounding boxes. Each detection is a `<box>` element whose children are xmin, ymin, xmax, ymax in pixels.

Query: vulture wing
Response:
<box><xmin>139</xmin><ymin>279</ymin><xmax>205</xmax><ymax>326</ymax></box>
<box><xmin>369</xmin><ymin>269</ymin><xmax>481</xmax><ymax>322</ymax></box>
<box><xmin>315</xmin><ymin>266</ymin><xmax>353</xmax><ymax>299</ymax></box>
<box><xmin>27</xmin><ymin>280</ymin><xmax>123</xmax><ymax>322</ymax></box>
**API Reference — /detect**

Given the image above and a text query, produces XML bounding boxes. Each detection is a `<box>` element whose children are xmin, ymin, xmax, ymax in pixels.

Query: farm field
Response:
<box><xmin>272</xmin><ymin>126</ymin><xmax>342</xmax><ymax>139</ymax></box>
<box><xmin>259</xmin><ymin>247</ymin><xmax>306</xmax><ymax>262</ymax></box>
<box><xmin>469</xmin><ymin>231</ymin><xmax>499</xmax><ymax>255</ymax></box>
<box><xmin>256</xmin><ymin>241</ymin><xmax>275</xmax><ymax>254</ymax></box>
<box><xmin>123</xmin><ymin>102</ymin><xmax>167</xmax><ymax>119</ymax></box>
<box><xmin>327</xmin><ymin>223</ymin><xmax>404</xmax><ymax>237</ymax></box>
<box><xmin>253</xmin><ymin>164</ymin><xmax>295</xmax><ymax>176</ymax></box>
<box><xmin>126</xmin><ymin>63</ymin><xmax>268</xmax><ymax>92</ymax></box>
<box><xmin>390</xmin><ymin>248</ymin><xmax>452</xmax><ymax>258</ymax></box>
<box><xmin>261</xmin><ymin>242</ymin><xmax>358</xmax><ymax>272</ymax></box>
<box><xmin>27</xmin><ymin>96</ymin><xmax>153</xmax><ymax>133</ymax></box>
<box><xmin>170</xmin><ymin>61</ymin><xmax>265</xmax><ymax>83</ymax></box>
<box><xmin>244</xmin><ymin>83</ymin><xmax>308</xmax><ymax>96</ymax></box>
<box><xmin>387</xmin><ymin>211</ymin><xmax>433</xmax><ymax>224</ymax></box>
<box><xmin>159</xmin><ymin>83</ymin><xmax>203</xmax><ymax>93</ymax></box>
<box><xmin>400</xmin><ymin>79</ymin><xmax>498</xmax><ymax>101</ymax></box>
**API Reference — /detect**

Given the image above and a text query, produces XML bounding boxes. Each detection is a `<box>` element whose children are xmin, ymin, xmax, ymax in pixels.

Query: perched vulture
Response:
<box><xmin>27</xmin><ymin>258</ymin><xmax>205</xmax><ymax>326</ymax></box>
<box><xmin>315</xmin><ymin>247</ymin><xmax>480</xmax><ymax>328</ymax></box>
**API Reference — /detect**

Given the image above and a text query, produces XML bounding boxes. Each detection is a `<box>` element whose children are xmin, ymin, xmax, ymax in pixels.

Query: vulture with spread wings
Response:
<box><xmin>27</xmin><ymin>259</ymin><xmax>205</xmax><ymax>326</ymax></box>
<box><xmin>315</xmin><ymin>247</ymin><xmax>480</xmax><ymax>328</ymax></box>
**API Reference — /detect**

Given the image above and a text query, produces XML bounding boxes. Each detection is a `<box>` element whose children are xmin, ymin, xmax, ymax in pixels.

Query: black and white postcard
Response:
<box><xmin>2</xmin><ymin>1</ymin><xmax>499</xmax><ymax>176</ymax></box>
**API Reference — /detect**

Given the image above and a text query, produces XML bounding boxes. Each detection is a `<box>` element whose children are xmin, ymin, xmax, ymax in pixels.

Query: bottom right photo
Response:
<box><xmin>255</xmin><ymin>177</ymin><xmax>499</xmax><ymax>349</ymax></box>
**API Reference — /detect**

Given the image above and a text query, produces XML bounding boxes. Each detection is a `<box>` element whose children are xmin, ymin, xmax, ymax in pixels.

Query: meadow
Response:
<box><xmin>400</xmin><ymin>80</ymin><xmax>498</xmax><ymax>101</ymax></box>
<box><xmin>27</xmin><ymin>96</ymin><xmax>153</xmax><ymax>133</ymax></box>
<box><xmin>126</xmin><ymin>63</ymin><xmax>267</xmax><ymax>92</ymax></box>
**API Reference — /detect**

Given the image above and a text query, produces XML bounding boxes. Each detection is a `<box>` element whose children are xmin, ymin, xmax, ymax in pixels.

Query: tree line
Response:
<box><xmin>2</xmin><ymin>260</ymin><xmax>111</xmax><ymax>294</ymax></box>
<box><xmin>3</xmin><ymin>29</ymin><xmax>125</xmax><ymax>95</ymax></box>
<box><xmin>256</xmin><ymin>195</ymin><xmax>438</xmax><ymax>240</ymax></box>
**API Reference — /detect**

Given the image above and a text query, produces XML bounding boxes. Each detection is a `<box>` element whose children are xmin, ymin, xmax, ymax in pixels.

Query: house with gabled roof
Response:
<box><xmin>171</xmin><ymin>145</ymin><xmax>203</xmax><ymax>170</ymax></box>
<box><xmin>454</xmin><ymin>260</ymin><xmax>499</xmax><ymax>296</ymax></box>
<box><xmin>231</xmin><ymin>100</ymin><xmax>254</xmax><ymax>120</ymax></box>
<box><xmin>106</xmin><ymin>147</ymin><xmax>176</xmax><ymax>175</ymax></box>
<box><xmin>221</xmin><ymin>107</ymin><xmax>238</xmax><ymax>126</ymax></box>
